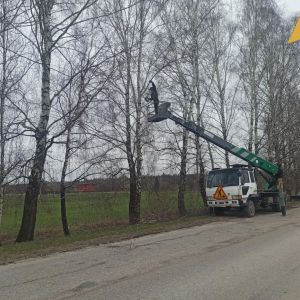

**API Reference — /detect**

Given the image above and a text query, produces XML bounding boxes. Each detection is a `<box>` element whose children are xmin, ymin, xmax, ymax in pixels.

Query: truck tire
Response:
<box><xmin>214</xmin><ymin>207</ymin><xmax>225</xmax><ymax>216</ymax></box>
<box><xmin>243</xmin><ymin>200</ymin><xmax>255</xmax><ymax>217</ymax></box>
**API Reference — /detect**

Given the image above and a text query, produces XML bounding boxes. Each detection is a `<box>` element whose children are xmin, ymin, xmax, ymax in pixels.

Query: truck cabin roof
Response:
<box><xmin>210</xmin><ymin>165</ymin><xmax>253</xmax><ymax>173</ymax></box>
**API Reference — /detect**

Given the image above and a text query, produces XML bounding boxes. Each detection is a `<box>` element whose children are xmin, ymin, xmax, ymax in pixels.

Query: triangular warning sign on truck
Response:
<box><xmin>213</xmin><ymin>185</ymin><xmax>227</xmax><ymax>200</ymax></box>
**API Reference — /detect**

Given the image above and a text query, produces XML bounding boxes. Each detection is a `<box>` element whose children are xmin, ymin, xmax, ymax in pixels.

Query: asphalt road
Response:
<box><xmin>1</xmin><ymin>208</ymin><xmax>300</xmax><ymax>300</ymax></box>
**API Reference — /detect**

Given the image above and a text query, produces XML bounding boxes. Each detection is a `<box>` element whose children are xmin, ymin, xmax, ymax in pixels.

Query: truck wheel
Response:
<box><xmin>214</xmin><ymin>207</ymin><xmax>225</xmax><ymax>216</ymax></box>
<box><xmin>243</xmin><ymin>200</ymin><xmax>255</xmax><ymax>217</ymax></box>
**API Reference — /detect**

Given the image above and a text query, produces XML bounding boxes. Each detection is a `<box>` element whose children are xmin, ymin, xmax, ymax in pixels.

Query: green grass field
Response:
<box><xmin>1</xmin><ymin>191</ymin><xmax>203</xmax><ymax>239</ymax></box>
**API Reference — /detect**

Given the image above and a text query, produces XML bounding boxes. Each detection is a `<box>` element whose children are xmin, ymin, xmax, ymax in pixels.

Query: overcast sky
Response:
<box><xmin>279</xmin><ymin>0</ymin><xmax>300</xmax><ymax>16</ymax></box>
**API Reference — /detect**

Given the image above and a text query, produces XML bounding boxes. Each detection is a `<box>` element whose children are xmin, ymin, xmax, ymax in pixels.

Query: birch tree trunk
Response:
<box><xmin>0</xmin><ymin>1</ymin><xmax>7</xmax><ymax>224</ymax></box>
<box><xmin>177</xmin><ymin>128</ymin><xmax>188</xmax><ymax>216</ymax></box>
<box><xmin>60</xmin><ymin>127</ymin><xmax>71</xmax><ymax>236</ymax></box>
<box><xmin>195</xmin><ymin>99</ymin><xmax>206</xmax><ymax>203</ymax></box>
<box><xmin>193</xmin><ymin>25</ymin><xmax>206</xmax><ymax>204</ymax></box>
<box><xmin>123</xmin><ymin>40</ymin><xmax>140</xmax><ymax>223</ymax></box>
<box><xmin>16</xmin><ymin>0</ymin><xmax>54</xmax><ymax>242</ymax></box>
<box><xmin>132</xmin><ymin>0</ymin><xmax>146</xmax><ymax>224</ymax></box>
<box><xmin>248</xmin><ymin>100</ymin><xmax>254</xmax><ymax>152</ymax></box>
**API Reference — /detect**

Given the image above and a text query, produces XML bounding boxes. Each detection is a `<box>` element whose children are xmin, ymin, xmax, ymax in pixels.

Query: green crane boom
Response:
<box><xmin>148</xmin><ymin>102</ymin><xmax>281</xmax><ymax>179</ymax></box>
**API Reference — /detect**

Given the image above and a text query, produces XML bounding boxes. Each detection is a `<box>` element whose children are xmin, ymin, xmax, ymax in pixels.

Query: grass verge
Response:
<box><xmin>0</xmin><ymin>211</ymin><xmax>225</xmax><ymax>265</ymax></box>
<box><xmin>1</xmin><ymin>200</ymin><xmax>299</xmax><ymax>265</ymax></box>
<box><xmin>1</xmin><ymin>191</ymin><xmax>203</xmax><ymax>237</ymax></box>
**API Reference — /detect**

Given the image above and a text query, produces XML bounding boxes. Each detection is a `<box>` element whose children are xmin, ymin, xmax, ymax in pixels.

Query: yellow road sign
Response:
<box><xmin>288</xmin><ymin>18</ymin><xmax>300</xmax><ymax>44</ymax></box>
<box><xmin>213</xmin><ymin>185</ymin><xmax>228</xmax><ymax>200</ymax></box>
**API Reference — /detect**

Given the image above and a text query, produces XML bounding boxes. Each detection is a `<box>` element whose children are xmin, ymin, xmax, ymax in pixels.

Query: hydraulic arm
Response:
<box><xmin>148</xmin><ymin>102</ymin><xmax>280</xmax><ymax>177</ymax></box>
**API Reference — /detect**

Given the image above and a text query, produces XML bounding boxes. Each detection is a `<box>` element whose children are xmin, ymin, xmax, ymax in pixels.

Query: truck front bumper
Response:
<box><xmin>207</xmin><ymin>200</ymin><xmax>242</xmax><ymax>208</ymax></box>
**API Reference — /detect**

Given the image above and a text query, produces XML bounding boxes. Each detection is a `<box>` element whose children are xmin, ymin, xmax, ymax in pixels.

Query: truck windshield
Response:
<box><xmin>207</xmin><ymin>170</ymin><xmax>239</xmax><ymax>188</ymax></box>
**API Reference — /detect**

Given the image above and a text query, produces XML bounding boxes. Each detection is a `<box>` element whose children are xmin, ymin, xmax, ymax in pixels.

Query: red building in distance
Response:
<box><xmin>75</xmin><ymin>183</ymin><xmax>97</xmax><ymax>193</ymax></box>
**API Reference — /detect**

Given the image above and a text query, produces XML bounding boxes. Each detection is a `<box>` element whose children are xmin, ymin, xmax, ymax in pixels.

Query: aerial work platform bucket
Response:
<box><xmin>147</xmin><ymin>102</ymin><xmax>171</xmax><ymax>123</ymax></box>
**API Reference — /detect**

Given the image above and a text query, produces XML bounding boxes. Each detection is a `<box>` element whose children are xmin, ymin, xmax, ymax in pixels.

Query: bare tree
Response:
<box><xmin>0</xmin><ymin>0</ymin><xmax>29</xmax><ymax>224</ymax></box>
<box><xmin>205</xmin><ymin>8</ymin><xmax>239</xmax><ymax>167</ymax></box>
<box><xmin>161</xmin><ymin>0</ymin><xmax>219</xmax><ymax>214</ymax></box>
<box><xmin>92</xmin><ymin>0</ymin><xmax>166</xmax><ymax>224</ymax></box>
<box><xmin>239</xmin><ymin>0</ymin><xmax>278</xmax><ymax>154</ymax></box>
<box><xmin>58</xmin><ymin>33</ymin><xmax>114</xmax><ymax>235</ymax></box>
<box><xmin>16</xmin><ymin>0</ymin><xmax>99</xmax><ymax>242</ymax></box>
<box><xmin>260</xmin><ymin>12</ymin><xmax>300</xmax><ymax>191</ymax></box>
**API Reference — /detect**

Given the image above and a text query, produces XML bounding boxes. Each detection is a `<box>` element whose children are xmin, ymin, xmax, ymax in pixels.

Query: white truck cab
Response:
<box><xmin>206</xmin><ymin>165</ymin><xmax>266</xmax><ymax>217</ymax></box>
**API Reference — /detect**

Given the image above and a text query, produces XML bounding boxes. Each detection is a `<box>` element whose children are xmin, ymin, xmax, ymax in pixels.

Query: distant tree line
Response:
<box><xmin>5</xmin><ymin>174</ymin><xmax>203</xmax><ymax>194</ymax></box>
